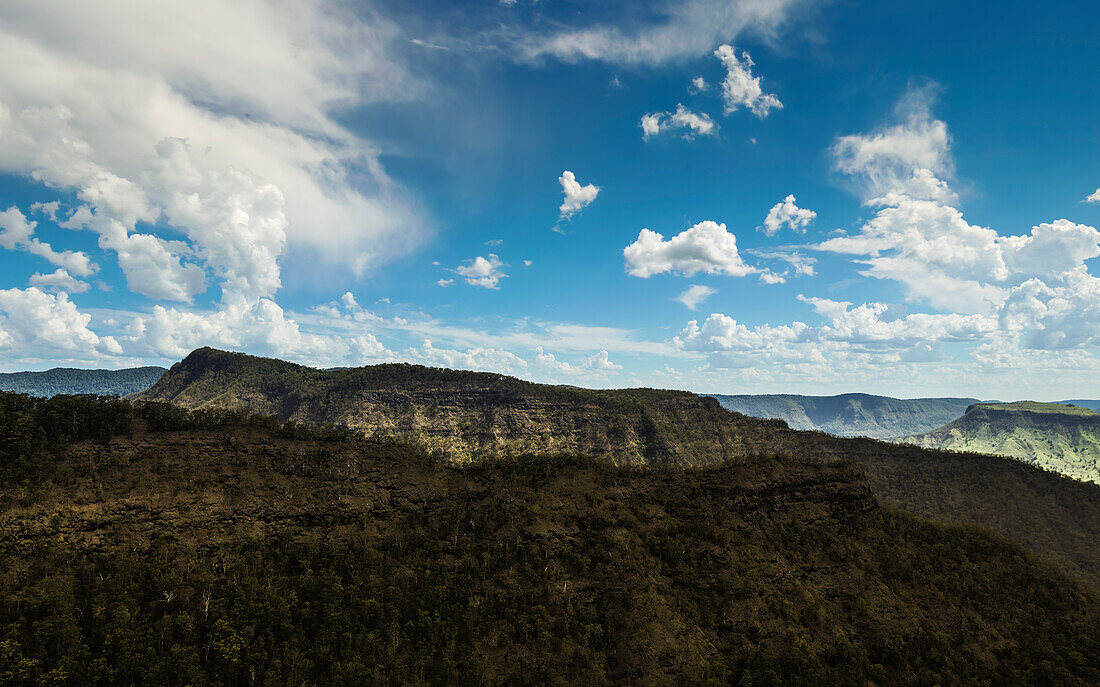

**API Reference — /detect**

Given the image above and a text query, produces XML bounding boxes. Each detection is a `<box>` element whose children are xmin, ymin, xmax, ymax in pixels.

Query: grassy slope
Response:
<box><xmin>0</xmin><ymin>366</ymin><xmax>166</xmax><ymax>397</ymax></box>
<box><xmin>133</xmin><ymin>348</ymin><xmax>1100</xmax><ymax>590</ymax></box>
<box><xmin>707</xmin><ymin>393</ymin><xmax>978</xmax><ymax>438</ymax></box>
<box><xmin>903</xmin><ymin>403</ymin><xmax>1100</xmax><ymax>484</ymax></box>
<box><xmin>2</xmin><ymin>410</ymin><xmax>1098</xmax><ymax>685</ymax></box>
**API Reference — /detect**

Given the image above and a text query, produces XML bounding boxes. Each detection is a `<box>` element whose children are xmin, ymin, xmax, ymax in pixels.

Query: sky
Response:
<box><xmin>1</xmin><ymin>0</ymin><xmax>1099</xmax><ymax>400</ymax></box>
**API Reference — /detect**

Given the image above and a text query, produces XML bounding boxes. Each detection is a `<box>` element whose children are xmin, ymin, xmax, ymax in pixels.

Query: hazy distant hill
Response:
<box><xmin>0</xmin><ymin>366</ymin><xmax>166</xmax><ymax>397</ymax></box>
<box><xmin>708</xmin><ymin>392</ymin><xmax>980</xmax><ymax>438</ymax></box>
<box><xmin>134</xmin><ymin>348</ymin><xmax>1100</xmax><ymax>589</ymax></box>
<box><xmin>1059</xmin><ymin>399</ymin><xmax>1100</xmax><ymax>412</ymax></box>
<box><xmin>901</xmin><ymin>402</ymin><xmax>1100</xmax><ymax>484</ymax></box>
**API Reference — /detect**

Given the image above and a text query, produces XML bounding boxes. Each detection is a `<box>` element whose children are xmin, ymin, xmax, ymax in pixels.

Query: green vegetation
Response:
<box><xmin>2</xmin><ymin>392</ymin><xmax>1099</xmax><ymax>685</ymax></box>
<box><xmin>902</xmin><ymin>402</ymin><xmax>1100</xmax><ymax>484</ymax></box>
<box><xmin>136</xmin><ymin>348</ymin><xmax>1100</xmax><ymax>589</ymax></box>
<box><xmin>708</xmin><ymin>392</ymin><xmax>978</xmax><ymax>438</ymax></box>
<box><xmin>0</xmin><ymin>367</ymin><xmax>166</xmax><ymax>398</ymax></box>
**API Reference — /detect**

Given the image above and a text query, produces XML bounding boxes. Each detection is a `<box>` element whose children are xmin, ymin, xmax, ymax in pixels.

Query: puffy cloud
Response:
<box><xmin>558</xmin><ymin>170</ymin><xmax>599</xmax><ymax>220</ymax></box>
<box><xmin>455</xmin><ymin>254</ymin><xmax>507</xmax><ymax>289</ymax></box>
<box><xmin>522</xmin><ymin>0</ymin><xmax>806</xmax><ymax>65</ymax></box>
<box><xmin>0</xmin><ymin>0</ymin><xmax>425</xmax><ymax>283</ymax></box>
<box><xmin>833</xmin><ymin>88</ymin><xmax>955</xmax><ymax>203</ymax></box>
<box><xmin>1085</xmin><ymin>188</ymin><xmax>1100</xmax><ymax>204</ymax></box>
<box><xmin>799</xmin><ymin>296</ymin><xmax>994</xmax><ymax>344</ymax></box>
<box><xmin>677</xmin><ymin>284</ymin><xmax>717</xmax><ymax>310</ymax></box>
<box><xmin>713</xmin><ymin>45</ymin><xmax>782</xmax><ymax>118</ymax></box>
<box><xmin>404</xmin><ymin>339</ymin><xmax>527</xmax><ymax>376</ymax></box>
<box><xmin>437</xmin><ymin>278</ymin><xmax>454</xmax><ymax>287</ymax></box>
<box><xmin>762</xmin><ymin>194</ymin><xmax>815</xmax><ymax>235</ymax></box>
<box><xmin>0</xmin><ymin>287</ymin><xmax>120</xmax><ymax>357</ymax></box>
<box><xmin>28</xmin><ymin>268</ymin><xmax>89</xmax><ymax>294</ymax></box>
<box><xmin>584</xmin><ymin>349</ymin><xmax>621</xmax><ymax>371</ymax></box>
<box><xmin>640</xmin><ymin>104</ymin><xmax>717</xmax><ymax>140</ymax></box>
<box><xmin>0</xmin><ymin>206</ymin><xmax>95</xmax><ymax>276</ymax></box>
<box><xmin>689</xmin><ymin>77</ymin><xmax>708</xmax><ymax>94</ymax></box>
<box><xmin>624</xmin><ymin>220</ymin><xmax>754</xmax><ymax>278</ymax></box>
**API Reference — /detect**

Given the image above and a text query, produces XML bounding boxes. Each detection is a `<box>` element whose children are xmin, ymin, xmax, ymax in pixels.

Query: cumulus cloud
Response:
<box><xmin>832</xmin><ymin>88</ymin><xmax>955</xmax><ymax>203</ymax></box>
<box><xmin>28</xmin><ymin>268</ymin><xmax>89</xmax><ymax>294</ymax></box>
<box><xmin>455</xmin><ymin>254</ymin><xmax>507</xmax><ymax>289</ymax></box>
<box><xmin>677</xmin><ymin>284</ymin><xmax>717</xmax><ymax>309</ymax></box>
<box><xmin>689</xmin><ymin>77</ymin><xmax>708</xmax><ymax>94</ymax></box>
<box><xmin>762</xmin><ymin>194</ymin><xmax>815</xmax><ymax>235</ymax></box>
<box><xmin>0</xmin><ymin>287</ymin><xmax>120</xmax><ymax>358</ymax></box>
<box><xmin>641</xmin><ymin>104</ymin><xmax>717</xmax><ymax>140</ymax></box>
<box><xmin>584</xmin><ymin>350</ymin><xmax>622</xmax><ymax>371</ymax></box>
<box><xmin>713</xmin><ymin>45</ymin><xmax>782</xmax><ymax>118</ymax></box>
<box><xmin>558</xmin><ymin>170</ymin><xmax>599</xmax><ymax>220</ymax></box>
<box><xmin>1085</xmin><ymin>189</ymin><xmax>1100</xmax><ymax>204</ymax></box>
<box><xmin>624</xmin><ymin>220</ymin><xmax>754</xmax><ymax>278</ymax></box>
<box><xmin>0</xmin><ymin>206</ymin><xmax>95</xmax><ymax>276</ymax></box>
<box><xmin>0</xmin><ymin>0</ymin><xmax>425</xmax><ymax>284</ymax></box>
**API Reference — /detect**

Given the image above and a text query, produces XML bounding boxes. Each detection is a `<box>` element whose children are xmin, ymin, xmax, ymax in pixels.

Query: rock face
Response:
<box><xmin>708</xmin><ymin>392</ymin><xmax>979</xmax><ymax>438</ymax></box>
<box><xmin>135</xmin><ymin>348</ymin><xmax>787</xmax><ymax>467</ymax></box>
<box><xmin>901</xmin><ymin>402</ymin><xmax>1100</xmax><ymax>484</ymax></box>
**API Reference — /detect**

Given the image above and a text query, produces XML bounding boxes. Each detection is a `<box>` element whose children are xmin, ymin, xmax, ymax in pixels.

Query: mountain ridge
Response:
<box><xmin>133</xmin><ymin>347</ymin><xmax>1100</xmax><ymax>589</ymax></box>
<box><xmin>0</xmin><ymin>365</ymin><xmax>166</xmax><ymax>398</ymax></box>
<box><xmin>708</xmin><ymin>392</ymin><xmax>981</xmax><ymax>438</ymax></box>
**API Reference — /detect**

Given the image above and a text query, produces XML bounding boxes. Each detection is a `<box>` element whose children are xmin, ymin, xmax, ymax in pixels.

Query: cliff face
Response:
<box><xmin>135</xmin><ymin>348</ymin><xmax>792</xmax><ymax>467</ymax></box>
<box><xmin>901</xmin><ymin>402</ymin><xmax>1100</xmax><ymax>484</ymax></box>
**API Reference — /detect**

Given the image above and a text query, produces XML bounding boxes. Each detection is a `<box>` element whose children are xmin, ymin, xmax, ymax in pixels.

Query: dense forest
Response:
<box><xmin>2</xmin><ymin>391</ymin><xmax>1099</xmax><ymax>685</ymax></box>
<box><xmin>136</xmin><ymin>348</ymin><xmax>1100</xmax><ymax>589</ymax></box>
<box><xmin>0</xmin><ymin>367</ymin><xmax>166</xmax><ymax>398</ymax></box>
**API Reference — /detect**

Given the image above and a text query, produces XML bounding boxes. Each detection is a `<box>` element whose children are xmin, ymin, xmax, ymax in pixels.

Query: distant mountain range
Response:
<box><xmin>707</xmin><ymin>393</ymin><xmax>981</xmax><ymax>439</ymax></box>
<box><xmin>0</xmin><ymin>366</ymin><xmax>166</xmax><ymax>398</ymax></box>
<box><xmin>901</xmin><ymin>402</ymin><xmax>1100</xmax><ymax>484</ymax></box>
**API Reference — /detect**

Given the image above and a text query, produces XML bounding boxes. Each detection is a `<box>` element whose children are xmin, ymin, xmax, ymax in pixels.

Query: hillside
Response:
<box><xmin>1</xmin><ymin>393</ymin><xmax>1098</xmax><ymax>685</ymax></box>
<box><xmin>1059</xmin><ymin>399</ymin><xmax>1100</xmax><ymax>412</ymax></box>
<box><xmin>708</xmin><ymin>392</ymin><xmax>979</xmax><ymax>438</ymax></box>
<box><xmin>133</xmin><ymin>348</ymin><xmax>1100</xmax><ymax>590</ymax></box>
<box><xmin>902</xmin><ymin>402</ymin><xmax>1100</xmax><ymax>484</ymax></box>
<box><xmin>0</xmin><ymin>366</ymin><xmax>166</xmax><ymax>397</ymax></box>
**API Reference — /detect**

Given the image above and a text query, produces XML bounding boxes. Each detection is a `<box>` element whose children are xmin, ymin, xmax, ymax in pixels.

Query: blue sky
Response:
<box><xmin>1</xmin><ymin>0</ymin><xmax>1099</xmax><ymax>400</ymax></box>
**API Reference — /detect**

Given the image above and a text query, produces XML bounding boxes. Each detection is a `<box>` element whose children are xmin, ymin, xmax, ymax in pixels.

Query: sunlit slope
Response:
<box><xmin>902</xmin><ymin>402</ymin><xmax>1100</xmax><ymax>484</ymax></box>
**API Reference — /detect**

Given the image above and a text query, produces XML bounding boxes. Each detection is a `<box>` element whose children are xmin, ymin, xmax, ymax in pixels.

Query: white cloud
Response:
<box><xmin>28</xmin><ymin>268</ymin><xmax>89</xmax><ymax>294</ymax></box>
<box><xmin>832</xmin><ymin>88</ymin><xmax>955</xmax><ymax>203</ymax></box>
<box><xmin>521</xmin><ymin>0</ymin><xmax>807</xmax><ymax>65</ymax></box>
<box><xmin>640</xmin><ymin>104</ymin><xmax>717</xmax><ymax>140</ymax></box>
<box><xmin>713</xmin><ymin>45</ymin><xmax>782</xmax><ymax>118</ymax></box>
<box><xmin>405</xmin><ymin>339</ymin><xmax>527</xmax><ymax>376</ymax></box>
<box><xmin>762</xmin><ymin>194</ymin><xmax>815</xmax><ymax>235</ymax></box>
<box><xmin>1084</xmin><ymin>188</ymin><xmax>1100</xmax><ymax>204</ymax></box>
<box><xmin>689</xmin><ymin>76</ymin><xmax>708</xmax><ymax>94</ymax></box>
<box><xmin>455</xmin><ymin>254</ymin><xmax>507</xmax><ymax>289</ymax></box>
<box><xmin>0</xmin><ymin>206</ymin><xmax>95</xmax><ymax>276</ymax></box>
<box><xmin>624</xmin><ymin>220</ymin><xmax>755</xmax><ymax>278</ymax></box>
<box><xmin>677</xmin><ymin>284</ymin><xmax>717</xmax><ymax>309</ymax></box>
<box><xmin>0</xmin><ymin>287</ymin><xmax>120</xmax><ymax>357</ymax></box>
<box><xmin>0</xmin><ymin>0</ymin><xmax>425</xmax><ymax>283</ymax></box>
<box><xmin>558</xmin><ymin>170</ymin><xmax>599</xmax><ymax>220</ymax></box>
<box><xmin>584</xmin><ymin>350</ymin><xmax>621</xmax><ymax>371</ymax></box>
<box><xmin>437</xmin><ymin>278</ymin><xmax>454</xmax><ymax>287</ymax></box>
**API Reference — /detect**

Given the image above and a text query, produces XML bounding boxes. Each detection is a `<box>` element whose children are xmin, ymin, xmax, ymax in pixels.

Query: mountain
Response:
<box><xmin>2</xmin><ymin>392</ymin><xmax>1098</xmax><ymax>684</ymax></box>
<box><xmin>0</xmin><ymin>366</ymin><xmax>166</xmax><ymax>397</ymax></box>
<box><xmin>901</xmin><ymin>401</ymin><xmax>1100</xmax><ymax>484</ymax></box>
<box><xmin>134</xmin><ymin>348</ymin><xmax>1100</xmax><ymax>590</ymax></box>
<box><xmin>708</xmin><ymin>392</ymin><xmax>980</xmax><ymax>438</ymax></box>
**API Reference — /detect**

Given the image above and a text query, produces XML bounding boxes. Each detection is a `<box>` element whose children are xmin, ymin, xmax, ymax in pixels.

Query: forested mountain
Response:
<box><xmin>0</xmin><ymin>366</ymin><xmax>165</xmax><ymax>397</ymax></box>
<box><xmin>134</xmin><ymin>348</ymin><xmax>1100</xmax><ymax>589</ymax></box>
<box><xmin>708</xmin><ymin>392</ymin><xmax>979</xmax><ymax>438</ymax></box>
<box><xmin>2</xmin><ymin>392</ymin><xmax>1098</xmax><ymax>685</ymax></box>
<box><xmin>901</xmin><ymin>402</ymin><xmax>1100</xmax><ymax>484</ymax></box>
